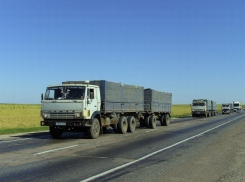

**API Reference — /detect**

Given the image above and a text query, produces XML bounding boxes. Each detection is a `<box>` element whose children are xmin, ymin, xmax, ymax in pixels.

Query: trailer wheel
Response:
<box><xmin>88</xmin><ymin>118</ymin><xmax>100</xmax><ymax>139</ymax></box>
<box><xmin>160</xmin><ymin>115</ymin><xmax>165</xmax><ymax>126</ymax></box>
<box><xmin>50</xmin><ymin>126</ymin><xmax>62</xmax><ymax>139</ymax></box>
<box><xmin>118</xmin><ymin>116</ymin><xmax>128</xmax><ymax>134</ymax></box>
<box><xmin>145</xmin><ymin>116</ymin><xmax>151</xmax><ymax>128</ymax></box>
<box><xmin>149</xmin><ymin>115</ymin><xmax>157</xmax><ymax>129</ymax></box>
<box><xmin>127</xmin><ymin>116</ymin><xmax>136</xmax><ymax>133</ymax></box>
<box><xmin>163</xmin><ymin>114</ymin><xmax>170</xmax><ymax>126</ymax></box>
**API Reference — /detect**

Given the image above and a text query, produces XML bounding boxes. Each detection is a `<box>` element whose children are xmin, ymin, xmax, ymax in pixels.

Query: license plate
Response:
<box><xmin>196</xmin><ymin>112</ymin><xmax>200</xmax><ymax>114</ymax></box>
<box><xmin>56</xmin><ymin>122</ymin><xmax>66</xmax><ymax>126</ymax></box>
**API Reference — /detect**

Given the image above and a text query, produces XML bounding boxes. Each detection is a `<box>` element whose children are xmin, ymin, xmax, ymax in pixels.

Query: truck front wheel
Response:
<box><xmin>88</xmin><ymin>118</ymin><xmax>100</xmax><ymax>139</ymax></box>
<box><xmin>50</xmin><ymin>126</ymin><xmax>62</xmax><ymax>139</ymax></box>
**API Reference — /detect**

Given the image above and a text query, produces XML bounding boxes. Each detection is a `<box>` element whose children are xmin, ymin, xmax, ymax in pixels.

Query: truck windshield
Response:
<box><xmin>192</xmin><ymin>103</ymin><xmax>205</xmax><ymax>106</ymax></box>
<box><xmin>234</xmin><ymin>104</ymin><xmax>239</xmax><ymax>107</ymax></box>
<box><xmin>45</xmin><ymin>86</ymin><xmax>85</xmax><ymax>100</ymax></box>
<box><xmin>222</xmin><ymin>105</ymin><xmax>229</xmax><ymax>107</ymax></box>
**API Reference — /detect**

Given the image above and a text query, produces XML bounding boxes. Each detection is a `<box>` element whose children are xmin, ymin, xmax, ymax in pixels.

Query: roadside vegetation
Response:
<box><xmin>0</xmin><ymin>103</ymin><xmax>225</xmax><ymax>135</ymax></box>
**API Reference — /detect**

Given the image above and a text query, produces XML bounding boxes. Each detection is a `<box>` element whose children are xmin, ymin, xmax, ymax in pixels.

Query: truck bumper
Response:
<box><xmin>40</xmin><ymin>120</ymin><xmax>91</xmax><ymax>127</ymax></box>
<box><xmin>192</xmin><ymin>111</ymin><xmax>206</xmax><ymax>115</ymax></box>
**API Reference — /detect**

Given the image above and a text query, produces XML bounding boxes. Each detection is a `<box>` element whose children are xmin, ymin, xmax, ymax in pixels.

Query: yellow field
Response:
<box><xmin>0</xmin><ymin>104</ymin><xmax>46</xmax><ymax>134</ymax></box>
<box><xmin>0</xmin><ymin>103</ymin><xmax>223</xmax><ymax>134</ymax></box>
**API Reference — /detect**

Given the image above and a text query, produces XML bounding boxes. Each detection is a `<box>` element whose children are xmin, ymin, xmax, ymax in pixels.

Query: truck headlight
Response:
<box><xmin>43</xmin><ymin>113</ymin><xmax>50</xmax><ymax>118</ymax></box>
<box><xmin>75</xmin><ymin>113</ymin><xmax>82</xmax><ymax>118</ymax></box>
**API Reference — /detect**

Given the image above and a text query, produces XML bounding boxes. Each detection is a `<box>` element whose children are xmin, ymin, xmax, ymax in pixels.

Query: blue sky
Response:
<box><xmin>0</xmin><ymin>0</ymin><xmax>244</xmax><ymax>104</ymax></box>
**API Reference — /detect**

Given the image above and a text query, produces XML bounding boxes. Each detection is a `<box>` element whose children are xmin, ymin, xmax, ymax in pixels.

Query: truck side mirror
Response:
<box><xmin>41</xmin><ymin>93</ymin><xmax>43</xmax><ymax>101</ymax></box>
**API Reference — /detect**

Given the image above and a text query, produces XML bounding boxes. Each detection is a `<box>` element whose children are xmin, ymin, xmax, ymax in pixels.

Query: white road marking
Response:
<box><xmin>81</xmin><ymin>114</ymin><xmax>245</xmax><ymax>182</ymax></box>
<box><xmin>0</xmin><ymin>138</ymin><xmax>32</xmax><ymax>144</ymax></box>
<box><xmin>33</xmin><ymin>145</ymin><xmax>78</xmax><ymax>155</ymax></box>
<box><xmin>145</xmin><ymin>129</ymin><xmax>159</xmax><ymax>133</ymax></box>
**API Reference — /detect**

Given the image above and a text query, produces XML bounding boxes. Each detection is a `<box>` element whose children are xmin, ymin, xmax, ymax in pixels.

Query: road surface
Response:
<box><xmin>0</xmin><ymin>112</ymin><xmax>245</xmax><ymax>182</ymax></box>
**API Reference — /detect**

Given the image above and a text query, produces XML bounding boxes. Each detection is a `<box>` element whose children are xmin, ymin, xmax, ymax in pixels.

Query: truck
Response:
<box><xmin>40</xmin><ymin>80</ymin><xmax>172</xmax><ymax>139</ymax></box>
<box><xmin>191</xmin><ymin>99</ymin><xmax>216</xmax><ymax>117</ymax></box>
<box><xmin>221</xmin><ymin>103</ymin><xmax>233</xmax><ymax>114</ymax></box>
<box><xmin>233</xmin><ymin>101</ymin><xmax>242</xmax><ymax>112</ymax></box>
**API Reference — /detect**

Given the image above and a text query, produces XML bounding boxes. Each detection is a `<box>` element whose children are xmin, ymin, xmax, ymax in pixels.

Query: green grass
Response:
<box><xmin>0</xmin><ymin>103</ymin><xmax>224</xmax><ymax>135</ymax></box>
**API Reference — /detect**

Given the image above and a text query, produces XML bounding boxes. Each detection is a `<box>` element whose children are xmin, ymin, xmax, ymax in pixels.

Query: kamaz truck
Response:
<box><xmin>233</xmin><ymin>101</ymin><xmax>242</xmax><ymax>112</ymax></box>
<box><xmin>222</xmin><ymin>103</ymin><xmax>233</xmax><ymax>115</ymax></box>
<box><xmin>40</xmin><ymin>80</ymin><xmax>172</xmax><ymax>139</ymax></box>
<box><xmin>191</xmin><ymin>99</ymin><xmax>216</xmax><ymax>117</ymax></box>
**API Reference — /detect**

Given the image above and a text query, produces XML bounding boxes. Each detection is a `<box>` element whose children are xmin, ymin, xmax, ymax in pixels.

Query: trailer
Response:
<box><xmin>191</xmin><ymin>99</ymin><xmax>216</xmax><ymax>117</ymax></box>
<box><xmin>40</xmin><ymin>80</ymin><xmax>172</xmax><ymax>139</ymax></box>
<box><xmin>142</xmin><ymin>89</ymin><xmax>172</xmax><ymax>128</ymax></box>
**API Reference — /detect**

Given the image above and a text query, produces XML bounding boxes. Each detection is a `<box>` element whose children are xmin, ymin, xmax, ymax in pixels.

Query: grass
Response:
<box><xmin>0</xmin><ymin>104</ymin><xmax>48</xmax><ymax>135</ymax></box>
<box><xmin>0</xmin><ymin>103</ymin><xmax>230</xmax><ymax>135</ymax></box>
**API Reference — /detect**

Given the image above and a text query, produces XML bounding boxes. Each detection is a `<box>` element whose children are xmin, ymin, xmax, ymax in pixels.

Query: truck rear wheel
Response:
<box><xmin>163</xmin><ymin>114</ymin><xmax>170</xmax><ymax>126</ymax></box>
<box><xmin>127</xmin><ymin>116</ymin><xmax>136</xmax><ymax>133</ymax></box>
<box><xmin>118</xmin><ymin>116</ymin><xmax>128</xmax><ymax>134</ymax></box>
<box><xmin>145</xmin><ymin>116</ymin><xmax>151</xmax><ymax>128</ymax></box>
<box><xmin>149</xmin><ymin>115</ymin><xmax>157</xmax><ymax>129</ymax></box>
<box><xmin>160</xmin><ymin>115</ymin><xmax>165</xmax><ymax>126</ymax></box>
<box><xmin>88</xmin><ymin>118</ymin><xmax>100</xmax><ymax>139</ymax></box>
<box><xmin>50</xmin><ymin>126</ymin><xmax>62</xmax><ymax>139</ymax></box>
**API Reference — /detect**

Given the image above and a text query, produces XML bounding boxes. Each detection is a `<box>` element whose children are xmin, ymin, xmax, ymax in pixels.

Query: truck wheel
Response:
<box><xmin>88</xmin><ymin>118</ymin><xmax>100</xmax><ymax>139</ymax></box>
<box><xmin>149</xmin><ymin>115</ymin><xmax>157</xmax><ymax>129</ymax></box>
<box><xmin>163</xmin><ymin>114</ymin><xmax>170</xmax><ymax>126</ymax></box>
<box><xmin>118</xmin><ymin>116</ymin><xmax>128</xmax><ymax>134</ymax></box>
<box><xmin>145</xmin><ymin>116</ymin><xmax>151</xmax><ymax>128</ymax></box>
<box><xmin>127</xmin><ymin>116</ymin><xmax>136</xmax><ymax>133</ymax></box>
<box><xmin>160</xmin><ymin>115</ymin><xmax>165</xmax><ymax>126</ymax></box>
<box><xmin>50</xmin><ymin>126</ymin><xmax>62</xmax><ymax>139</ymax></box>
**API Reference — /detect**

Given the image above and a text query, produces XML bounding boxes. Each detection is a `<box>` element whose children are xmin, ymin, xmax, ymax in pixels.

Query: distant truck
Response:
<box><xmin>191</xmin><ymin>99</ymin><xmax>216</xmax><ymax>117</ymax></box>
<box><xmin>233</xmin><ymin>101</ymin><xmax>242</xmax><ymax>112</ymax></box>
<box><xmin>40</xmin><ymin>80</ymin><xmax>172</xmax><ymax>139</ymax></box>
<box><xmin>222</xmin><ymin>103</ymin><xmax>233</xmax><ymax>115</ymax></box>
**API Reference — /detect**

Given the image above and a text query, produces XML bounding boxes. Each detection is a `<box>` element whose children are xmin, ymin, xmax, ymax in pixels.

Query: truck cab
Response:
<box><xmin>222</xmin><ymin>103</ymin><xmax>231</xmax><ymax>115</ymax></box>
<box><xmin>191</xmin><ymin>101</ymin><xmax>206</xmax><ymax>117</ymax></box>
<box><xmin>41</xmin><ymin>81</ymin><xmax>101</xmax><ymax>139</ymax></box>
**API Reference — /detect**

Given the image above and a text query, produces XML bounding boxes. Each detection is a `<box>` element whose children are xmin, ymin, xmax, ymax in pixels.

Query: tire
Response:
<box><xmin>88</xmin><ymin>118</ymin><xmax>100</xmax><ymax>139</ymax></box>
<box><xmin>145</xmin><ymin>116</ymin><xmax>151</xmax><ymax>128</ymax></box>
<box><xmin>163</xmin><ymin>114</ymin><xmax>170</xmax><ymax>126</ymax></box>
<box><xmin>149</xmin><ymin>115</ymin><xmax>157</xmax><ymax>129</ymax></box>
<box><xmin>127</xmin><ymin>116</ymin><xmax>136</xmax><ymax>133</ymax></box>
<box><xmin>117</xmin><ymin>116</ymin><xmax>128</xmax><ymax>134</ymax></box>
<box><xmin>160</xmin><ymin>115</ymin><xmax>165</xmax><ymax>126</ymax></box>
<box><xmin>50</xmin><ymin>126</ymin><xmax>62</xmax><ymax>139</ymax></box>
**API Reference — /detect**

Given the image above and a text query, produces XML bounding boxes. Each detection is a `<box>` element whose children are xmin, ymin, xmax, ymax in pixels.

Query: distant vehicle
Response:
<box><xmin>233</xmin><ymin>101</ymin><xmax>242</xmax><ymax>112</ymax></box>
<box><xmin>40</xmin><ymin>80</ymin><xmax>172</xmax><ymax>139</ymax></box>
<box><xmin>221</xmin><ymin>103</ymin><xmax>233</xmax><ymax>115</ymax></box>
<box><xmin>191</xmin><ymin>99</ymin><xmax>216</xmax><ymax>117</ymax></box>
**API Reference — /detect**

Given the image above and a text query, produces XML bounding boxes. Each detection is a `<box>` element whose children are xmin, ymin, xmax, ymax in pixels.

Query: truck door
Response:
<box><xmin>86</xmin><ymin>87</ymin><xmax>98</xmax><ymax>117</ymax></box>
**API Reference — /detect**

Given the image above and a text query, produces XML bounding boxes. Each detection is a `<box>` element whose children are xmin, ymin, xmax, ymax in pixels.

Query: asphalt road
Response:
<box><xmin>0</xmin><ymin>112</ymin><xmax>245</xmax><ymax>182</ymax></box>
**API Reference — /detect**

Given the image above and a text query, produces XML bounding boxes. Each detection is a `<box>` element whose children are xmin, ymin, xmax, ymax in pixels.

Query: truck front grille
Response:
<box><xmin>50</xmin><ymin>112</ymin><xmax>75</xmax><ymax>119</ymax></box>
